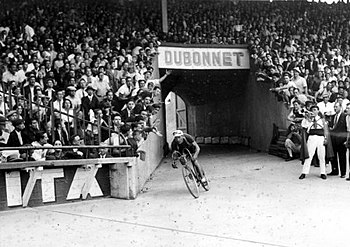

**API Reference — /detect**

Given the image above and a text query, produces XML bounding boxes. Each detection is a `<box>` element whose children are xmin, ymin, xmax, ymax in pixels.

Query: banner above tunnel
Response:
<box><xmin>158</xmin><ymin>45</ymin><xmax>250</xmax><ymax>70</ymax></box>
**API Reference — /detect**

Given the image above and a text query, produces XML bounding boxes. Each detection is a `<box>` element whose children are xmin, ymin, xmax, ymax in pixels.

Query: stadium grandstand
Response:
<box><xmin>1</xmin><ymin>0</ymin><xmax>350</xmax><ymax>245</ymax></box>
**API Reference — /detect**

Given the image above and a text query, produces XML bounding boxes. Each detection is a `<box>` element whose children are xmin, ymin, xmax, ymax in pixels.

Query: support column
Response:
<box><xmin>161</xmin><ymin>0</ymin><xmax>168</xmax><ymax>33</ymax></box>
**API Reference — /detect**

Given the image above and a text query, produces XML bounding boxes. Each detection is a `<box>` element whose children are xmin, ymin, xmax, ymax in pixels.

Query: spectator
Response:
<box><xmin>284</xmin><ymin>124</ymin><xmax>302</xmax><ymax>162</ymax></box>
<box><xmin>31</xmin><ymin>131</ymin><xmax>49</xmax><ymax>161</ymax></box>
<box><xmin>81</xmin><ymin>84</ymin><xmax>99</xmax><ymax>120</ymax></box>
<box><xmin>64</xmin><ymin>134</ymin><xmax>85</xmax><ymax>159</ymax></box>
<box><xmin>7</xmin><ymin>118</ymin><xmax>25</xmax><ymax>147</ymax></box>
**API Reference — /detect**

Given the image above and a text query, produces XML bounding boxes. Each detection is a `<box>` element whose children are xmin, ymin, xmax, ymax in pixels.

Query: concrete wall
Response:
<box><xmin>134</xmin><ymin>109</ymin><xmax>165</xmax><ymax>193</ymax></box>
<box><xmin>187</xmin><ymin>97</ymin><xmax>245</xmax><ymax>137</ymax></box>
<box><xmin>242</xmin><ymin>73</ymin><xmax>289</xmax><ymax>152</ymax></box>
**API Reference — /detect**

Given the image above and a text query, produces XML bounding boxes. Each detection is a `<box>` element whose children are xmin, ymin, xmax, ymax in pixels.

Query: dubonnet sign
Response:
<box><xmin>158</xmin><ymin>46</ymin><xmax>250</xmax><ymax>70</ymax></box>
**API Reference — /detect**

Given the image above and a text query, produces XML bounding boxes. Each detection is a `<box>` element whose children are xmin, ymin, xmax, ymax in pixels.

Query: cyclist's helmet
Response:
<box><xmin>173</xmin><ymin>130</ymin><xmax>184</xmax><ymax>137</ymax></box>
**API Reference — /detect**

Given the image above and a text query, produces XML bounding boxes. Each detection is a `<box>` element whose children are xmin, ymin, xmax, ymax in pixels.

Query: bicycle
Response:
<box><xmin>172</xmin><ymin>148</ymin><xmax>210</xmax><ymax>199</ymax></box>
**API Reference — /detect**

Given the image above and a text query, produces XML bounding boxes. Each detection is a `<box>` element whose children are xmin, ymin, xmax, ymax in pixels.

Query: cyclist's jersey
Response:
<box><xmin>171</xmin><ymin>133</ymin><xmax>196</xmax><ymax>154</ymax></box>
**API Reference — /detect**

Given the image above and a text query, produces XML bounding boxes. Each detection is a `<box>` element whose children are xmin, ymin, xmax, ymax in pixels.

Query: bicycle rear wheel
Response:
<box><xmin>182</xmin><ymin>165</ymin><xmax>199</xmax><ymax>199</ymax></box>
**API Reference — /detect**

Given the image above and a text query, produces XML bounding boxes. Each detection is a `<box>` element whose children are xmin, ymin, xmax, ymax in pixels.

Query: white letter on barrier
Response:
<box><xmin>41</xmin><ymin>169</ymin><xmax>64</xmax><ymax>202</ymax></box>
<box><xmin>66</xmin><ymin>167</ymin><xmax>103</xmax><ymax>200</ymax></box>
<box><xmin>5</xmin><ymin>171</ymin><xmax>22</xmax><ymax>207</ymax></box>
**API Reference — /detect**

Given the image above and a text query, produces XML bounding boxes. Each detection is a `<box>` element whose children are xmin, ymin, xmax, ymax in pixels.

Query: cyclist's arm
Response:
<box><xmin>170</xmin><ymin>140</ymin><xmax>178</xmax><ymax>153</ymax></box>
<box><xmin>192</xmin><ymin>141</ymin><xmax>200</xmax><ymax>160</ymax></box>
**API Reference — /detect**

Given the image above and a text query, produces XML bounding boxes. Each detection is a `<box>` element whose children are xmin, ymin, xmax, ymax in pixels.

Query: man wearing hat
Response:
<box><xmin>7</xmin><ymin>118</ymin><xmax>25</xmax><ymax>147</ymax></box>
<box><xmin>171</xmin><ymin>130</ymin><xmax>208</xmax><ymax>185</ymax></box>
<box><xmin>292</xmin><ymin>67</ymin><xmax>307</xmax><ymax>94</ymax></box>
<box><xmin>65</xmin><ymin>85</ymin><xmax>80</xmax><ymax>110</ymax></box>
<box><xmin>5</xmin><ymin>110</ymin><xmax>18</xmax><ymax>133</ymax></box>
<box><xmin>81</xmin><ymin>84</ymin><xmax>99</xmax><ymax>120</ymax></box>
<box><xmin>299</xmin><ymin>105</ymin><xmax>329</xmax><ymax>180</ymax></box>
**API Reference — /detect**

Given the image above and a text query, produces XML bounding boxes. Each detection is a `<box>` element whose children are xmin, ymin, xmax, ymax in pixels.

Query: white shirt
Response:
<box><xmin>15</xmin><ymin>130</ymin><xmax>23</xmax><ymax>145</ymax></box>
<box><xmin>76</xmin><ymin>88</ymin><xmax>88</xmax><ymax>101</ymax></box>
<box><xmin>292</xmin><ymin>76</ymin><xmax>307</xmax><ymax>93</ymax></box>
<box><xmin>31</xmin><ymin>141</ymin><xmax>46</xmax><ymax>161</ymax></box>
<box><xmin>24</xmin><ymin>25</ymin><xmax>35</xmax><ymax>42</ymax></box>
<box><xmin>317</xmin><ymin>101</ymin><xmax>335</xmax><ymax>116</ymax></box>
<box><xmin>302</xmin><ymin>116</ymin><xmax>325</xmax><ymax>131</ymax></box>
<box><xmin>2</xmin><ymin>71</ymin><xmax>21</xmax><ymax>85</ymax></box>
<box><xmin>116</xmin><ymin>84</ymin><xmax>132</xmax><ymax>98</ymax></box>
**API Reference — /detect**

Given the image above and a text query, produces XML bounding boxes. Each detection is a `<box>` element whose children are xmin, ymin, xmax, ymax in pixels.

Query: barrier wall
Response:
<box><xmin>242</xmin><ymin>73</ymin><xmax>289</xmax><ymax>152</ymax></box>
<box><xmin>0</xmin><ymin>112</ymin><xmax>165</xmax><ymax>211</ymax></box>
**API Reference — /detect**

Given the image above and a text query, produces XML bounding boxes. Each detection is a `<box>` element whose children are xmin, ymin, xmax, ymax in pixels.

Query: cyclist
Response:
<box><xmin>171</xmin><ymin>130</ymin><xmax>207</xmax><ymax>184</ymax></box>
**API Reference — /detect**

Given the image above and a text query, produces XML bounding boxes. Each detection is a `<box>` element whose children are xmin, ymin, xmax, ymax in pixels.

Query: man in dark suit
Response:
<box><xmin>7</xmin><ymin>119</ymin><xmax>26</xmax><ymax>147</ymax></box>
<box><xmin>22</xmin><ymin>118</ymin><xmax>40</xmax><ymax>145</ymax></box>
<box><xmin>120</xmin><ymin>99</ymin><xmax>135</xmax><ymax>122</ymax></box>
<box><xmin>23</xmin><ymin>73</ymin><xmax>37</xmax><ymax>101</ymax></box>
<box><xmin>81</xmin><ymin>85</ymin><xmax>99</xmax><ymax>120</ymax></box>
<box><xmin>64</xmin><ymin>134</ymin><xmax>87</xmax><ymax>159</ymax></box>
<box><xmin>329</xmin><ymin>101</ymin><xmax>347</xmax><ymax>177</ymax></box>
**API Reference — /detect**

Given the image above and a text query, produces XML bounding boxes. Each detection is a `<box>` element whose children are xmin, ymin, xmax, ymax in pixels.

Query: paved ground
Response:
<box><xmin>1</xmin><ymin>145</ymin><xmax>350</xmax><ymax>247</ymax></box>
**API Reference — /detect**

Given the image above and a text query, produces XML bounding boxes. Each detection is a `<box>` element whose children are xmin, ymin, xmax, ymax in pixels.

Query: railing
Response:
<box><xmin>0</xmin><ymin>144</ymin><xmax>133</xmax><ymax>167</ymax></box>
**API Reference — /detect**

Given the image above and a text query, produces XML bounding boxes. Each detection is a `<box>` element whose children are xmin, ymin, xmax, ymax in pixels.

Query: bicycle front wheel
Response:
<box><xmin>182</xmin><ymin>165</ymin><xmax>199</xmax><ymax>199</ymax></box>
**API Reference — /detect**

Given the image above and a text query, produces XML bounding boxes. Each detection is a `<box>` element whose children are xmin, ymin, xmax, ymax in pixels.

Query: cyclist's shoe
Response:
<box><xmin>172</xmin><ymin>163</ymin><xmax>178</xmax><ymax>169</ymax></box>
<box><xmin>201</xmin><ymin>178</ymin><xmax>208</xmax><ymax>186</ymax></box>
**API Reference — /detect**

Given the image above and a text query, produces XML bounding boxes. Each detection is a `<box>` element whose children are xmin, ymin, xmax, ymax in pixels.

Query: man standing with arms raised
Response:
<box><xmin>299</xmin><ymin>105</ymin><xmax>329</xmax><ymax>180</ymax></box>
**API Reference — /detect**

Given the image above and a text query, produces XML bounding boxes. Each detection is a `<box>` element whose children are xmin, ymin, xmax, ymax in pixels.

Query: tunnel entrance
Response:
<box><xmin>158</xmin><ymin>43</ymin><xmax>251</xmax><ymax>142</ymax></box>
<box><xmin>158</xmin><ymin>44</ymin><xmax>288</xmax><ymax>152</ymax></box>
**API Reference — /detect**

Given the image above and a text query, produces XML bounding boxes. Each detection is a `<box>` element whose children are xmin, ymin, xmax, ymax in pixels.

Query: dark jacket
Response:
<box><xmin>120</xmin><ymin>108</ymin><xmax>135</xmax><ymax>122</ymax></box>
<box><xmin>330</xmin><ymin>113</ymin><xmax>347</xmax><ymax>145</ymax></box>
<box><xmin>7</xmin><ymin>130</ymin><xmax>24</xmax><ymax>147</ymax></box>
<box><xmin>81</xmin><ymin>95</ymin><xmax>100</xmax><ymax>119</ymax></box>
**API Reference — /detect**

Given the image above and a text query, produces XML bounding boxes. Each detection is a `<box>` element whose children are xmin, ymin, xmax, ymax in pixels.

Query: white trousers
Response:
<box><xmin>302</xmin><ymin>135</ymin><xmax>326</xmax><ymax>175</ymax></box>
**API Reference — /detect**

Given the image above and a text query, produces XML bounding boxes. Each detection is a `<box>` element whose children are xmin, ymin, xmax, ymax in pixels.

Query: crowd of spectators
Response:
<box><xmin>0</xmin><ymin>0</ymin><xmax>169</xmax><ymax>162</ymax></box>
<box><xmin>2</xmin><ymin>0</ymin><xmax>350</xmax><ymax>162</ymax></box>
<box><xmin>165</xmin><ymin>0</ymin><xmax>350</xmax><ymax>108</ymax></box>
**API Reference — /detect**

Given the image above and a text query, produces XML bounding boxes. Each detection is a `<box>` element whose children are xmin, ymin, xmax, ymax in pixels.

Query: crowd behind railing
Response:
<box><xmin>0</xmin><ymin>0</ymin><xmax>169</xmax><ymax>162</ymax></box>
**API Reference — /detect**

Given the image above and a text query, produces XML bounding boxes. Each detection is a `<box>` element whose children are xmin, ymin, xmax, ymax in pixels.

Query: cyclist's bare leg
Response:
<box><xmin>192</xmin><ymin>159</ymin><xmax>206</xmax><ymax>180</ymax></box>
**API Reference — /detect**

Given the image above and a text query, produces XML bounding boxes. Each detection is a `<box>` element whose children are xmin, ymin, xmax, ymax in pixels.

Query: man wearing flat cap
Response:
<box><xmin>81</xmin><ymin>84</ymin><xmax>99</xmax><ymax>120</ymax></box>
<box><xmin>5</xmin><ymin>110</ymin><xmax>18</xmax><ymax>133</ymax></box>
<box><xmin>7</xmin><ymin>118</ymin><xmax>25</xmax><ymax>147</ymax></box>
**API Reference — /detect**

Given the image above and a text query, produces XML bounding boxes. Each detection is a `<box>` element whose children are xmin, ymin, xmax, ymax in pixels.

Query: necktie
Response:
<box><xmin>313</xmin><ymin>118</ymin><xmax>318</xmax><ymax>129</ymax></box>
<box><xmin>335</xmin><ymin>114</ymin><xmax>339</xmax><ymax>126</ymax></box>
